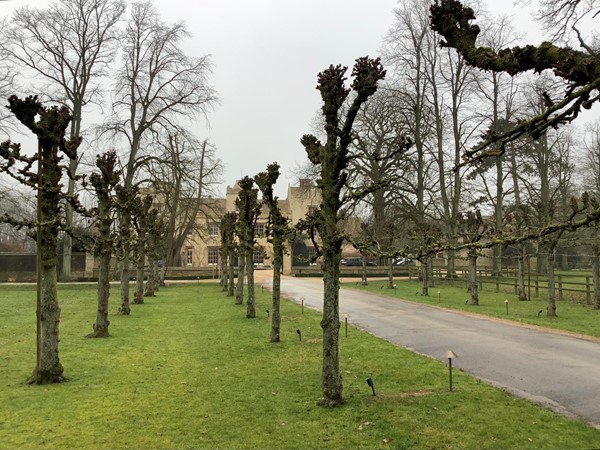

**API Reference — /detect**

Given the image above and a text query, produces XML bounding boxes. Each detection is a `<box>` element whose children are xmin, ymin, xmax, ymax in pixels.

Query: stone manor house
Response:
<box><xmin>174</xmin><ymin>179</ymin><xmax>321</xmax><ymax>275</ymax></box>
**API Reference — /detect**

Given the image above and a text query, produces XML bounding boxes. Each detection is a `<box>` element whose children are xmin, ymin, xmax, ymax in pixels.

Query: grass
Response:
<box><xmin>1</xmin><ymin>282</ymin><xmax>600</xmax><ymax>449</ymax></box>
<box><xmin>344</xmin><ymin>277</ymin><xmax>600</xmax><ymax>339</ymax></box>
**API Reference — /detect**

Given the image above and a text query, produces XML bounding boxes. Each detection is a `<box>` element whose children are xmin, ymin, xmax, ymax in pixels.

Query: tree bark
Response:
<box><xmin>387</xmin><ymin>258</ymin><xmax>394</xmax><ymax>289</ymax></box>
<box><xmin>421</xmin><ymin>261</ymin><xmax>429</xmax><ymax>296</ymax></box>
<box><xmin>246</xmin><ymin>252</ymin><xmax>255</xmax><ymax>318</ymax></box>
<box><xmin>133</xmin><ymin>237</ymin><xmax>145</xmax><ymax>304</ymax></box>
<box><xmin>517</xmin><ymin>244</ymin><xmax>528</xmax><ymax>301</ymax></box>
<box><xmin>319</xmin><ymin>246</ymin><xmax>343</xmax><ymax>406</ymax></box>
<box><xmin>468</xmin><ymin>249</ymin><xmax>479</xmax><ymax>305</ymax></box>
<box><xmin>235</xmin><ymin>250</ymin><xmax>245</xmax><ymax>305</ymax></box>
<box><xmin>88</xmin><ymin>253</ymin><xmax>111</xmax><ymax>337</ymax></box>
<box><xmin>592</xmin><ymin>240</ymin><xmax>600</xmax><ymax>309</ymax></box>
<box><xmin>227</xmin><ymin>252</ymin><xmax>235</xmax><ymax>297</ymax></box>
<box><xmin>545</xmin><ymin>242</ymin><xmax>557</xmax><ymax>317</ymax></box>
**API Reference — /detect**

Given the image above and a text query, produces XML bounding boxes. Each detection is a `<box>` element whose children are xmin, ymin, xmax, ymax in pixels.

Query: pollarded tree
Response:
<box><xmin>255</xmin><ymin>162</ymin><xmax>290</xmax><ymax>343</ymax></box>
<box><xmin>132</xmin><ymin>195</ymin><xmax>154</xmax><ymax>304</ymax></box>
<box><xmin>220</xmin><ymin>212</ymin><xmax>238</xmax><ymax>297</ymax></box>
<box><xmin>301</xmin><ymin>57</ymin><xmax>411</xmax><ymax>406</ymax></box>
<box><xmin>235</xmin><ymin>176</ymin><xmax>261</xmax><ymax>318</ymax></box>
<box><xmin>0</xmin><ymin>95</ymin><xmax>81</xmax><ymax>384</ymax></box>
<box><xmin>87</xmin><ymin>151</ymin><xmax>120</xmax><ymax>338</ymax></box>
<box><xmin>1</xmin><ymin>0</ymin><xmax>126</xmax><ymax>280</ymax></box>
<box><xmin>144</xmin><ymin>209</ymin><xmax>164</xmax><ymax>298</ymax></box>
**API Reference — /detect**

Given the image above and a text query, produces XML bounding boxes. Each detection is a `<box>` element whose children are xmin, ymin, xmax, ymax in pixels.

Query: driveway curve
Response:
<box><xmin>257</xmin><ymin>273</ymin><xmax>600</xmax><ymax>429</ymax></box>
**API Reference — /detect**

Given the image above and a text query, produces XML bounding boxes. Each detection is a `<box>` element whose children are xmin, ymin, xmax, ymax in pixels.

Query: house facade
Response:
<box><xmin>179</xmin><ymin>179</ymin><xmax>322</xmax><ymax>275</ymax></box>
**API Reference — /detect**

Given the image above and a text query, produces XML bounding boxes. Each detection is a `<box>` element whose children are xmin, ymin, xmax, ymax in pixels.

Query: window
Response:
<box><xmin>255</xmin><ymin>222</ymin><xmax>265</xmax><ymax>238</ymax></box>
<box><xmin>208</xmin><ymin>247</ymin><xmax>219</xmax><ymax>265</ymax></box>
<box><xmin>186</xmin><ymin>247</ymin><xmax>193</xmax><ymax>265</ymax></box>
<box><xmin>253</xmin><ymin>247</ymin><xmax>264</xmax><ymax>265</ymax></box>
<box><xmin>208</xmin><ymin>223</ymin><xmax>220</xmax><ymax>236</ymax></box>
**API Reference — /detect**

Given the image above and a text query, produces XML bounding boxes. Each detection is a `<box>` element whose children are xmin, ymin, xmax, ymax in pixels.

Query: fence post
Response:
<box><xmin>495</xmin><ymin>275</ymin><xmax>499</xmax><ymax>293</ymax></box>
<box><xmin>558</xmin><ymin>274</ymin><xmax>563</xmax><ymax>301</ymax></box>
<box><xmin>535</xmin><ymin>276</ymin><xmax>539</xmax><ymax>297</ymax></box>
<box><xmin>514</xmin><ymin>274</ymin><xmax>517</xmax><ymax>295</ymax></box>
<box><xmin>586</xmin><ymin>276</ymin><xmax>591</xmax><ymax>305</ymax></box>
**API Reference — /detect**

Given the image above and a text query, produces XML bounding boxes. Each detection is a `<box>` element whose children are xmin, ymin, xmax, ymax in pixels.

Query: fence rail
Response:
<box><xmin>432</xmin><ymin>267</ymin><xmax>597</xmax><ymax>304</ymax></box>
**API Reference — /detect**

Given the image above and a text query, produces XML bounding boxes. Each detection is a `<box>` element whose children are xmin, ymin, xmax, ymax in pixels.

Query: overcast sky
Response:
<box><xmin>0</xmin><ymin>0</ymin><xmax>544</xmax><ymax>198</ymax></box>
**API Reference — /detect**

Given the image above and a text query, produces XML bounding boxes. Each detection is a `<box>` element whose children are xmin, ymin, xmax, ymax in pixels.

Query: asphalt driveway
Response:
<box><xmin>257</xmin><ymin>273</ymin><xmax>600</xmax><ymax>429</ymax></box>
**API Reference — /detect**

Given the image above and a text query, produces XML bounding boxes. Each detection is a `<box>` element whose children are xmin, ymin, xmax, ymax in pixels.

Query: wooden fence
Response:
<box><xmin>432</xmin><ymin>267</ymin><xmax>596</xmax><ymax>303</ymax></box>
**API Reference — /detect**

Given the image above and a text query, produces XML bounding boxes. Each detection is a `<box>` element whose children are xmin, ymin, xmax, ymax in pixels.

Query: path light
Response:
<box><xmin>366</xmin><ymin>377</ymin><xmax>376</xmax><ymax>396</ymax></box>
<box><xmin>197</xmin><ymin>276</ymin><xmax>200</xmax><ymax>285</ymax></box>
<box><xmin>394</xmin><ymin>284</ymin><xmax>397</xmax><ymax>294</ymax></box>
<box><xmin>344</xmin><ymin>314</ymin><xmax>348</xmax><ymax>337</ymax></box>
<box><xmin>438</xmin><ymin>290</ymin><xmax>441</xmax><ymax>303</ymax></box>
<box><xmin>505</xmin><ymin>299</ymin><xmax>509</xmax><ymax>315</ymax></box>
<box><xmin>296</xmin><ymin>329</ymin><xmax>302</xmax><ymax>342</ymax></box>
<box><xmin>537</xmin><ymin>309</ymin><xmax>543</xmax><ymax>317</ymax></box>
<box><xmin>446</xmin><ymin>350</ymin><xmax>458</xmax><ymax>392</ymax></box>
<box><xmin>266</xmin><ymin>309</ymin><xmax>269</xmax><ymax>318</ymax></box>
<box><xmin>300</xmin><ymin>297</ymin><xmax>304</xmax><ymax>314</ymax></box>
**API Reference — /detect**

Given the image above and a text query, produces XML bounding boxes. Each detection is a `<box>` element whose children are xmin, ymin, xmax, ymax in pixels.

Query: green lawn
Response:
<box><xmin>1</xmin><ymin>283</ymin><xmax>600</xmax><ymax>449</ymax></box>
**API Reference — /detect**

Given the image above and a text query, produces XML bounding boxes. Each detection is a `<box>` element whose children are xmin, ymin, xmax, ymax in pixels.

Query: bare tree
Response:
<box><xmin>457</xmin><ymin>209</ymin><xmax>488</xmax><ymax>305</ymax></box>
<box><xmin>1</xmin><ymin>0</ymin><xmax>126</xmax><ymax>280</ymax></box>
<box><xmin>102</xmin><ymin>1</ymin><xmax>217</xmax><ymax>313</ymax></box>
<box><xmin>149</xmin><ymin>130</ymin><xmax>222</xmax><ymax>267</ymax></box>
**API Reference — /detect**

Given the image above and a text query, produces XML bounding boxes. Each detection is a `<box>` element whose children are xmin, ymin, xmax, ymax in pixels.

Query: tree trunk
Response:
<box><xmin>361</xmin><ymin>258</ymin><xmax>368</xmax><ymax>286</ymax></box>
<box><xmin>220</xmin><ymin>252</ymin><xmax>228</xmax><ymax>291</ymax></box>
<box><xmin>427</xmin><ymin>256</ymin><xmax>434</xmax><ymax>287</ymax></box>
<box><xmin>144</xmin><ymin>255</ymin><xmax>156</xmax><ymax>297</ymax></box>
<box><xmin>421</xmin><ymin>261</ymin><xmax>429</xmax><ymax>296</ymax></box>
<box><xmin>319</xmin><ymin>247</ymin><xmax>343</xmax><ymax>406</ymax></box>
<box><xmin>270</xmin><ymin>241</ymin><xmax>283</xmax><ymax>343</ymax></box>
<box><xmin>387</xmin><ymin>258</ymin><xmax>394</xmax><ymax>289</ymax></box>
<box><xmin>592</xmin><ymin>240</ymin><xmax>600</xmax><ymax>309</ymax></box>
<box><xmin>246</xmin><ymin>251</ymin><xmax>256</xmax><ymax>318</ymax></box>
<box><xmin>468</xmin><ymin>249</ymin><xmax>479</xmax><ymax>305</ymax></box>
<box><xmin>546</xmin><ymin>244</ymin><xmax>557</xmax><ymax>317</ymax></box>
<box><xmin>227</xmin><ymin>252</ymin><xmax>235</xmax><ymax>297</ymax></box>
<box><xmin>30</xmin><ymin>263</ymin><xmax>64</xmax><ymax>384</ymax></box>
<box><xmin>118</xmin><ymin>252</ymin><xmax>131</xmax><ymax>315</ymax></box>
<box><xmin>446</xmin><ymin>247</ymin><xmax>456</xmax><ymax>278</ymax></box>
<box><xmin>88</xmin><ymin>253</ymin><xmax>111</xmax><ymax>337</ymax></box>
<box><xmin>235</xmin><ymin>250</ymin><xmax>245</xmax><ymax>305</ymax></box>
<box><xmin>118</xmin><ymin>214</ymin><xmax>131</xmax><ymax>315</ymax></box>
<box><xmin>517</xmin><ymin>244</ymin><xmax>528</xmax><ymax>301</ymax></box>
<box><xmin>133</xmin><ymin>239</ymin><xmax>145</xmax><ymax>304</ymax></box>
<box><xmin>153</xmin><ymin>259</ymin><xmax>160</xmax><ymax>292</ymax></box>
<box><xmin>62</xmin><ymin>204</ymin><xmax>73</xmax><ymax>281</ymax></box>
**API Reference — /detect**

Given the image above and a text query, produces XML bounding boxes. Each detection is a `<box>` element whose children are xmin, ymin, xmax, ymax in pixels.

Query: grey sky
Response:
<box><xmin>0</xmin><ymin>0</ymin><xmax>546</xmax><ymax>198</ymax></box>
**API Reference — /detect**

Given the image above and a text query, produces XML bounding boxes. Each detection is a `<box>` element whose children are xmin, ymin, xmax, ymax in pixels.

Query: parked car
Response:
<box><xmin>340</xmin><ymin>257</ymin><xmax>377</xmax><ymax>266</ymax></box>
<box><xmin>392</xmin><ymin>257</ymin><xmax>415</xmax><ymax>266</ymax></box>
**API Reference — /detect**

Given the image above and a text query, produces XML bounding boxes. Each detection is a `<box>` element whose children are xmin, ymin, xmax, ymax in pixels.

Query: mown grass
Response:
<box><xmin>1</xmin><ymin>282</ymin><xmax>600</xmax><ymax>449</ymax></box>
<box><xmin>345</xmin><ymin>277</ymin><xmax>600</xmax><ymax>339</ymax></box>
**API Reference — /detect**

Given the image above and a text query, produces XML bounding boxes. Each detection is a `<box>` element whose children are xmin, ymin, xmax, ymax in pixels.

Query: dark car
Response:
<box><xmin>341</xmin><ymin>257</ymin><xmax>377</xmax><ymax>266</ymax></box>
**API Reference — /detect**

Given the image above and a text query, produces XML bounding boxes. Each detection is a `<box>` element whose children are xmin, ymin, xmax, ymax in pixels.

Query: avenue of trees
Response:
<box><xmin>0</xmin><ymin>0</ymin><xmax>219</xmax><ymax>384</ymax></box>
<box><xmin>2</xmin><ymin>0</ymin><xmax>600</xmax><ymax>410</ymax></box>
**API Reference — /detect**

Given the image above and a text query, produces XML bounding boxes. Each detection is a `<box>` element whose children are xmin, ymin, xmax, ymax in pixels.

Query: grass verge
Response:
<box><xmin>1</xmin><ymin>283</ymin><xmax>599</xmax><ymax>449</ymax></box>
<box><xmin>344</xmin><ymin>278</ymin><xmax>600</xmax><ymax>339</ymax></box>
